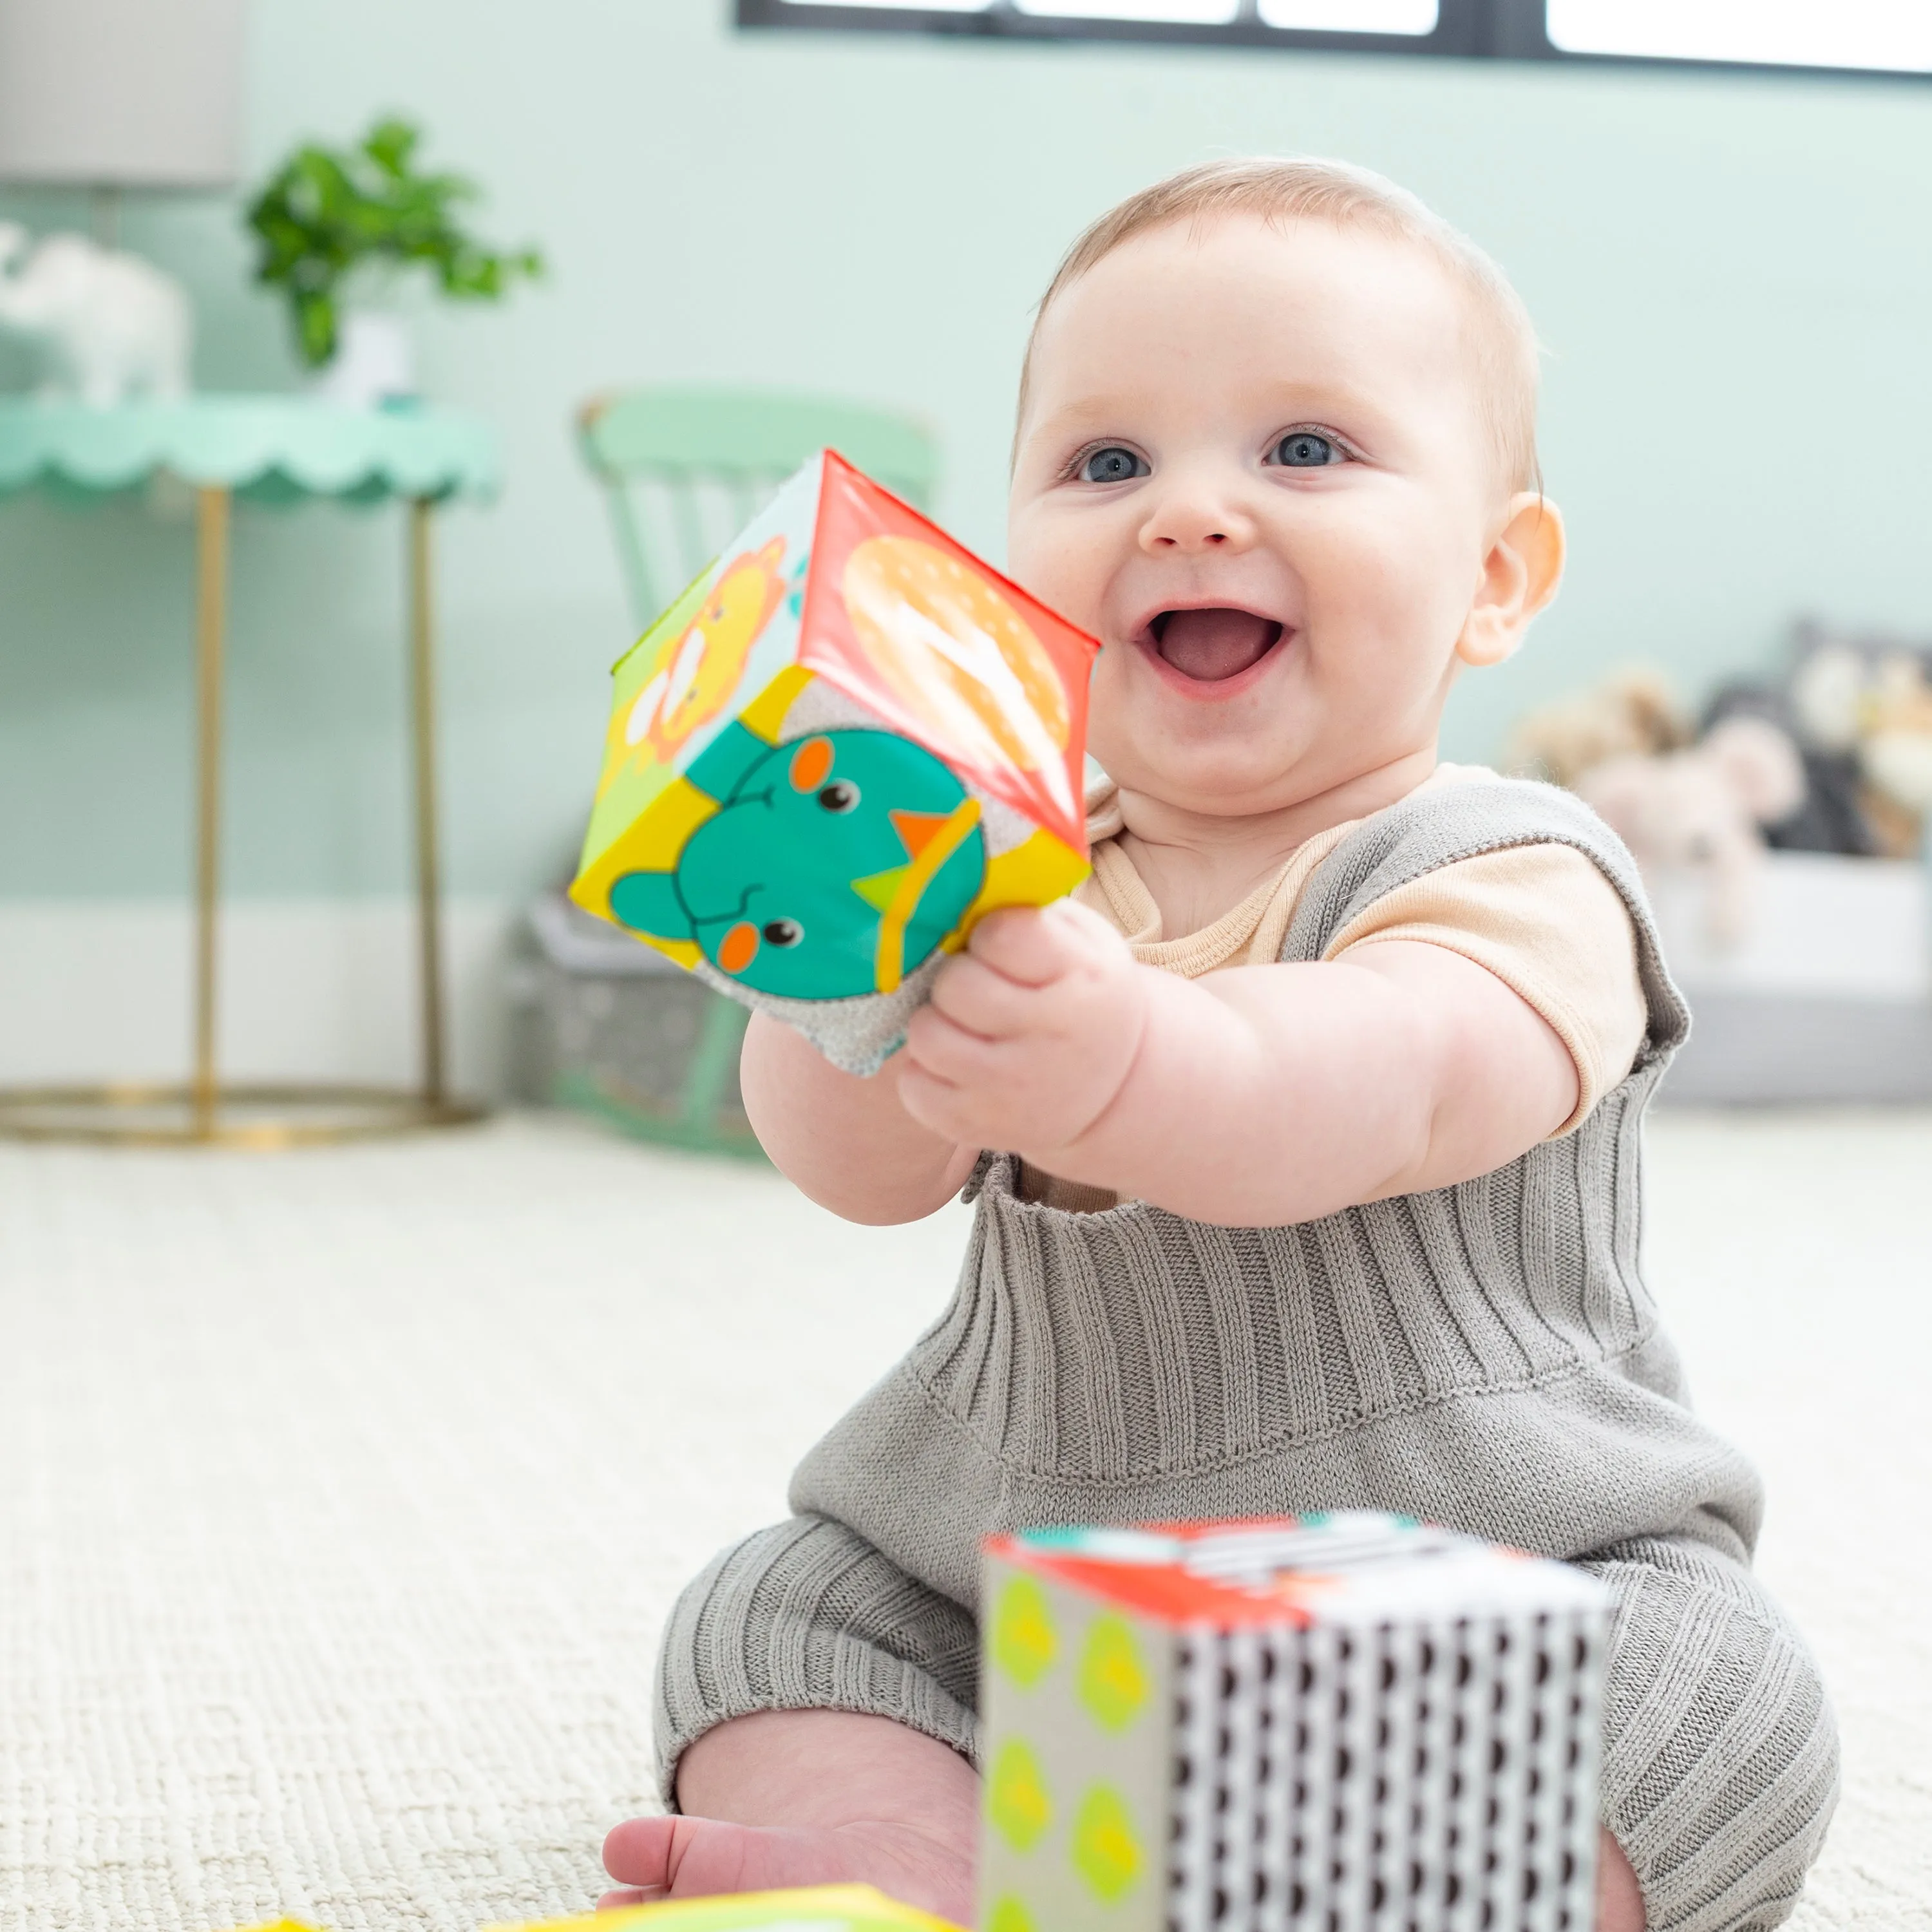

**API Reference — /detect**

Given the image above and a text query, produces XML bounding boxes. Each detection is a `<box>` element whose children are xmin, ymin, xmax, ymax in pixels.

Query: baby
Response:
<box><xmin>603</xmin><ymin>161</ymin><xmax>1836</xmax><ymax>1932</ymax></box>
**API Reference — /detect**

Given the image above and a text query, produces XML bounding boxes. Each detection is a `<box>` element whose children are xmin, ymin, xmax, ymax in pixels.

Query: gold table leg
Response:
<box><xmin>408</xmin><ymin>496</ymin><xmax>448</xmax><ymax>1109</ymax></box>
<box><xmin>0</xmin><ymin>487</ymin><xmax>484</xmax><ymax>1148</ymax></box>
<box><xmin>191</xmin><ymin>485</ymin><xmax>230</xmax><ymax>1140</ymax></box>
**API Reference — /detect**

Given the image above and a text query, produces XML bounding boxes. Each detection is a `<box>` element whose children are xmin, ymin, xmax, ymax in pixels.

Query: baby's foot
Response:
<box><xmin>600</xmin><ymin>1814</ymin><xmax>974</xmax><ymax>1926</ymax></box>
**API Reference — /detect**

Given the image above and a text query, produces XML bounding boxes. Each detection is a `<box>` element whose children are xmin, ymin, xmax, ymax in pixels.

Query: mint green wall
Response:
<box><xmin>6</xmin><ymin>2</ymin><xmax>1932</xmax><ymax>899</ymax></box>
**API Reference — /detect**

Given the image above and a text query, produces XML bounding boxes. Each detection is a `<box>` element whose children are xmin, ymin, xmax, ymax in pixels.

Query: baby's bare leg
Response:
<box><xmin>1596</xmin><ymin>1830</ymin><xmax>1643</xmax><ymax>1932</ymax></box>
<box><xmin>600</xmin><ymin>1710</ymin><xmax>978</xmax><ymax>1924</ymax></box>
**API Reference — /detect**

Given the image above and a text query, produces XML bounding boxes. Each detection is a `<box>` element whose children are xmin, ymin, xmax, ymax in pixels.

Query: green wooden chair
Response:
<box><xmin>578</xmin><ymin>384</ymin><xmax>940</xmax><ymax>624</ymax></box>
<box><xmin>569</xmin><ymin>384</ymin><xmax>941</xmax><ymax>1156</ymax></box>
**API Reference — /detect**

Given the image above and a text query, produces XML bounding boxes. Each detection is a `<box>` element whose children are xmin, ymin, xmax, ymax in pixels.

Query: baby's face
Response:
<box><xmin>1009</xmin><ymin>214</ymin><xmax>1516</xmax><ymax>819</ymax></box>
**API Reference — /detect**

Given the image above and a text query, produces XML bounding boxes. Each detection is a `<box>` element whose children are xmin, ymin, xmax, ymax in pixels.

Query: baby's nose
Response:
<box><xmin>1143</xmin><ymin>515</ymin><xmax>1245</xmax><ymax>552</ymax></box>
<box><xmin>1137</xmin><ymin>482</ymin><xmax>1257</xmax><ymax>554</ymax></box>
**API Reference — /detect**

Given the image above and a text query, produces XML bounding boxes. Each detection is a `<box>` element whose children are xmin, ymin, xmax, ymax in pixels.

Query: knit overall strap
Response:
<box><xmin>1280</xmin><ymin>772</ymin><xmax>1690</xmax><ymax>1062</ymax></box>
<box><xmin>958</xmin><ymin>773</ymin><xmax>1689</xmax><ymax>1213</ymax></box>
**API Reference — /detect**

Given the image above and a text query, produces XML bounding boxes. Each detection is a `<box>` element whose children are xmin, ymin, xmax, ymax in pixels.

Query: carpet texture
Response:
<box><xmin>0</xmin><ymin>1110</ymin><xmax>1925</xmax><ymax>1931</ymax></box>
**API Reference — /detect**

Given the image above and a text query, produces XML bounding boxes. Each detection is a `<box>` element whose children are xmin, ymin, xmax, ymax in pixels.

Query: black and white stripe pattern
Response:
<box><xmin>1164</xmin><ymin>1579</ymin><xmax>1603</xmax><ymax>1930</ymax></box>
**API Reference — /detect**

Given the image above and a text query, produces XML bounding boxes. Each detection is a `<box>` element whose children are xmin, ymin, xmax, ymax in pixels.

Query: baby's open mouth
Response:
<box><xmin>1148</xmin><ymin>607</ymin><xmax>1285</xmax><ymax>683</ymax></box>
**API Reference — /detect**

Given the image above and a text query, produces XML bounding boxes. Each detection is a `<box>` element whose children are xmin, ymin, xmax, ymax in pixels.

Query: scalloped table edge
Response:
<box><xmin>0</xmin><ymin>396</ymin><xmax>500</xmax><ymax>506</ymax></box>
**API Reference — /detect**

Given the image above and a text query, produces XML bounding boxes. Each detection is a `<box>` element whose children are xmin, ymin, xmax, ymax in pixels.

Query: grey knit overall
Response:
<box><xmin>654</xmin><ymin>777</ymin><xmax>1839</xmax><ymax>1932</ymax></box>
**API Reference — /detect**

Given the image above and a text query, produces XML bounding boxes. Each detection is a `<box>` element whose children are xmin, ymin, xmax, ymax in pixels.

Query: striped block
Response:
<box><xmin>978</xmin><ymin>1514</ymin><xmax>1608</xmax><ymax>1932</ymax></box>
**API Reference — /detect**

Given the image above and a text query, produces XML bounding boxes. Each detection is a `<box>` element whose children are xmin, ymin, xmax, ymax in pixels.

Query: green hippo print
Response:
<box><xmin>608</xmin><ymin>723</ymin><xmax>987</xmax><ymax>1000</ymax></box>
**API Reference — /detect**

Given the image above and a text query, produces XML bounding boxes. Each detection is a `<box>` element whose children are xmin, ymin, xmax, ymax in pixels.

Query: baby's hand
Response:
<box><xmin>898</xmin><ymin>898</ymin><xmax>1148</xmax><ymax>1155</ymax></box>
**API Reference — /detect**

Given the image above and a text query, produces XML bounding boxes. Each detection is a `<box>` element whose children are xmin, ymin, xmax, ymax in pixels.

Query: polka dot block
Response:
<box><xmin>983</xmin><ymin>1897</ymin><xmax>1038</xmax><ymax>1932</ymax></box>
<box><xmin>987</xmin><ymin>1738</ymin><xmax>1054</xmax><ymax>1853</ymax></box>
<box><xmin>1070</xmin><ymin>1785</ymin><xmax>1142</xmax><ymax>1903</ymax></box>
<box><xmin>991</xmin><ymin>1574</ymin><xmax>1059</xmax><ymax>1689</ymax></box>
<box><xmin>976</xmin><ymin>1513</ymin><xmax>1613</xmax><ymax>1932</ymax></box>
<box><xmin>1076</xmin><ymin>1613</ymin><xmax>1149</xmax><ymax>1731</ymax></box>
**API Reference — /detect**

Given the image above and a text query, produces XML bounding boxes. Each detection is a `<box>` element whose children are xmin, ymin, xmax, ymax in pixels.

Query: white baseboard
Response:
<box><xmin>0</xmin><ymin>897</ymin><xmax>518</xmax><ymax>1097</ymax></box>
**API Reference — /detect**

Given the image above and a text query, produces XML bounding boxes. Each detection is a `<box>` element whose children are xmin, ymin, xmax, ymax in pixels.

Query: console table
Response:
<box><xmin>0</xmin><ymin>397</ymin><xmax>499</xmax><ymax>1147</ymax></box>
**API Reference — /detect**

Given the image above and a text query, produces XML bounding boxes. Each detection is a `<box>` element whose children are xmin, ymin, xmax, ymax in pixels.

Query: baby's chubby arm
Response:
<box><xmin>740</xmin><ymin>1010</ymin><xmax>981</xmax><ymax>1223</ymax></box>
<box><xmin>897</xmin><ymin>899</ymin><xmax>1581</xmax><ymax>1227</ymax></box>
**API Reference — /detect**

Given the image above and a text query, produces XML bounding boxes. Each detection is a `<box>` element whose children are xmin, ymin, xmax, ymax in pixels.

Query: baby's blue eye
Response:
<box><xmin>1079</xmin><ymin>446</ymin><xmax>1148</xmax><ymax>484</ymax></box>
<box><xmin>1272</xmin><ymin>431</ymin><xmax>1343</xmax><ymax>468</ymax></box>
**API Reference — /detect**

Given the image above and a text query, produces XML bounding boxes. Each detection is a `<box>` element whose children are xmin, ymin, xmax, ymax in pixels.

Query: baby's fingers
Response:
<box><xmin>903</xmin><ymin>1001</ymin><xmax>999</xmax><ymax>1085</ymax></box>
<box><xmin>929</xmin><ymin>953</ymin><xmax>1040</xmax><ymax>1039</ymax></box>
<box><xmin>968</xmin><ymin>896</ymin><xmax>1117</xmax><ymax>985</ymax></box>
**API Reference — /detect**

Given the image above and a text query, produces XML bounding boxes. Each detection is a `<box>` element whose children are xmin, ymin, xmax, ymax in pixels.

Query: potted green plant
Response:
<box><xmin>245</xmin><ymin>115</ymin><xmax>542</xmax><ymax>407</ymax></box>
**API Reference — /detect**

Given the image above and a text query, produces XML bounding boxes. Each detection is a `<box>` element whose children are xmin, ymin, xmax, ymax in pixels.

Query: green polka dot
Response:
<box><xmin>990</xmin><ymin>1574</ymin><xmax>1058</xmax><ymax>1688</ymax></box>
<box><xmin>1077</xmin><ymin>1613</ymin><xmax>1150</xmax><ymax>1731</ymax></box>
<box><xmin>1072</xmin><ymin>1783</ymin><xmax>1142</xmax><ymax>1903</ymax></box>
<box><xmin>988</xmin><ymin>1737</ymin><xmax>1054</xmax><ymax>1852</ymax></box>
<box><xmin>986</xmin><ymin>1895</ymin><xmax>1039</xmax><ymax>1932</ymax></box>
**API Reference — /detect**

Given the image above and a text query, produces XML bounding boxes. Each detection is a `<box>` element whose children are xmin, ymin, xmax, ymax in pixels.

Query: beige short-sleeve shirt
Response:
<box><xmin>1019</xmin><ymin>766</ymin><xmax>1647</xmax><ymax>1214</ymax></box>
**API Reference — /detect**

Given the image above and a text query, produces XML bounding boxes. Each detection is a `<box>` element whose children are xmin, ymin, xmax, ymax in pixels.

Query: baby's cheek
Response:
<box><xmin>1081</xmin><ymin>650</ymin><xmax>1139</xmax><ymax>762</ymax></box>
<box><xmin>1003</xmin><ymin>505</ymin><xmax>1106</xmax><ymax>629</ymax></box>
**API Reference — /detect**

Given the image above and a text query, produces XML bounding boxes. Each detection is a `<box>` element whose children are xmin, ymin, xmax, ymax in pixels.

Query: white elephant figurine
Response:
<box><xmin>0</xmin><ymin>223</ymin><xmax>192</xmax><ymax>406</ymax></box>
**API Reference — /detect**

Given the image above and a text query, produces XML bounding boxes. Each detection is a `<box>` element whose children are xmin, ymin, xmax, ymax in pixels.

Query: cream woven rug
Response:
<box><xmin>1</xmin><ymin>1112</ymin><xmax>1926</xmax><ymax>1931</ymax></box>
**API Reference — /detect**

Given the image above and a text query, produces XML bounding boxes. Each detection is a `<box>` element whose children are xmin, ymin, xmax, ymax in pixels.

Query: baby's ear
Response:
<box><xmin>1455</xmin><ymin>493</ymin><xmax>1566</xmax><ymax>670</ymax></box>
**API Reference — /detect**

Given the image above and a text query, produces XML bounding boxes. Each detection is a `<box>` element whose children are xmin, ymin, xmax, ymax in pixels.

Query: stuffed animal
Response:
<box><xmin>1860</xmin><ymin>656</ymin><xmax>1932</xmax><ymax>835</ymax></box>
<box><xmin>0</xmin><ymin>224</ymin><xmax>192</xmax><ymax>405</ymax></box>
<box><xmin>1504</xmin><ymin>666</ymin><xmax>1689</xmax><ymax>790</ymax></box>
<box><xmin>1787</xmin><ymin>632</ymin><xmax>1932</xmax><ymax>857</ymax></box>
<box><xmin>1701</xmin><ymin>676</ymin><xmax>1873</xmax><ymax>857</ymax></box>
<box><xmin>1575</xmin><ymin>715</ymin><xmax>1806</xmax><ymax>948</ymax></box>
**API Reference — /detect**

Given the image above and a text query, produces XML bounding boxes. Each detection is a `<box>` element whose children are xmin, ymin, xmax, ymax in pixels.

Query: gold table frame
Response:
<box><xmin>0</xmin><ymin>486</ymin><xmax>485</xmax><ymax>1148</ymax></box>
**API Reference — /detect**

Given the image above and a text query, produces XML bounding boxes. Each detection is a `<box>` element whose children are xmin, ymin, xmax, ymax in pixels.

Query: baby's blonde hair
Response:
<box><xmin>1018</xmin><ymin>157</ymin><xmax>1542</xmax><ymax>495</ymax></box>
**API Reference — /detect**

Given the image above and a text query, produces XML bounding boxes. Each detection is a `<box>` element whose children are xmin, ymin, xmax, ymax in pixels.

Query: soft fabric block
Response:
<box><xmin>571</xmin><ymin>451</ymin><xmax>1099</xmax><ymax>1074</ymax></box>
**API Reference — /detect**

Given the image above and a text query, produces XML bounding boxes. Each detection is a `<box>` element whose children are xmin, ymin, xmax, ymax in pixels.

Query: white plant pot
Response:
<box><xmin>311</xmin><ymin>310</ymin><xmax>416</xmax><ymax>408</ymax></box>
